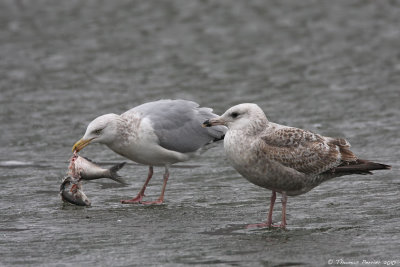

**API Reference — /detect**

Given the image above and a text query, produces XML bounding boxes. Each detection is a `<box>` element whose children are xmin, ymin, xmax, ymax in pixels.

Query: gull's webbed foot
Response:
<box><xmin>121</xmin><ymin>193</ymin><xmax>145</xmax><ymax>204</ymax></box>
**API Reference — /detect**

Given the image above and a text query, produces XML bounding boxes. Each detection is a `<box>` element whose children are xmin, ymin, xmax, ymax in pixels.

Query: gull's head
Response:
<box><xmin>72</xmin><ymin>113</ymin><xmax>122</xmax><ymax>152</ymax></box>
<box><xmin>203</xmin><ymin>103</ymin><xmax>267</xmax><ymax>130</ymax></box>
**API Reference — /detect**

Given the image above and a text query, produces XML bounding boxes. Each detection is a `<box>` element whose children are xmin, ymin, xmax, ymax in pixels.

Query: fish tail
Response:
<box><xmin>109</xmin><ymin>162</ymin><xmax>127</xmax><ymax>184</ymax></box>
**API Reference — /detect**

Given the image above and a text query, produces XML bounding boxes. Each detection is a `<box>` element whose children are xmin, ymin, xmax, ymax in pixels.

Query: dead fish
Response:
<box><xmin>60</xmin><ymin>176</ymin><xmax>91</xmax><ymax>206</ymax></box>
<box><xmin>69</xmin><ymin>153</ymin><xmax>127</xmax><ymax>184</ymax></box>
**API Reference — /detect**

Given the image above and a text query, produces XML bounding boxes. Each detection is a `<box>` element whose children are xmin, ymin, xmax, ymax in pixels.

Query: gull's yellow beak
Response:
<box><xmin>72</xmin><ymin>138</ymin><xmax>94</xmax><ymax>152</ymax></box>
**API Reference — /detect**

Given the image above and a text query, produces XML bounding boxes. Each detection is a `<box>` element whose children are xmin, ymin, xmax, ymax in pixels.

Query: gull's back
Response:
<box><xmin>124</xmin><ymin>99</ymin><xmax>227</xmax><ymax>153</ymax></box>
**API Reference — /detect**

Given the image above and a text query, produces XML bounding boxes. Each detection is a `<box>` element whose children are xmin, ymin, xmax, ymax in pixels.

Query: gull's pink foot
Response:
<box><xmin>246</xmin><ymin>223</ymin><xmax>271</xmax><ymax>229</ymax></box>
<box><xmin>121</xmin><ymin>194</ymin><xmax>145</xmax><ymax>204</ymax></box>
<box><xmin>140</xmin><ymin>199</ymin><xmax>164</xmax><ymax>205</ymax></box>
<box><xmin>272</xmin><ymin>223</ymin><xmax>286</xmax><ymax>229</ymax></box>
<box><xmin>246</xmin><ymin>222</ymin><xmax>286</xmax><ymax>229</ymax></box>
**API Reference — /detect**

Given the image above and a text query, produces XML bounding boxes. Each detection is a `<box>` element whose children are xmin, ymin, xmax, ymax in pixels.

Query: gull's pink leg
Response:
<box><xmin>279</xmin><ymin>192</ymin><xmax>288</xmax><ymax>229</ymax></box>
<box><xmin>267</xmin><ymin>191</ymin><xmax>276</xmax><ymax>226</ymax></box>
<box><xmin>270</xmin><ymin>192</ymin><xmax>288</xmax><ymax>228</ymax></box>
<box><xmin>247</xmin><ymin>191</ymin><xmax>276</xmax><ymax>228</ymax></box>
<box><xmin>141</xmin><ymin>166</ymin><xmax>169</xmax><ymax>205</ymax></box>
<box><xmin>121</xmin><ymin>166</ymin><xmax>153</xmax><ymax>204</ymax></box>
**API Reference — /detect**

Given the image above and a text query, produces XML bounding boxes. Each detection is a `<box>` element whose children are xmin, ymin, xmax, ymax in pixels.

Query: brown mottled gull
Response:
<box><xmin>203</xmin><ymin>103</ymin><xmax>391</xmax><ymax>229</ymax></box>
<box><xmin>72</xmin><ymin>99</ymin><xmax>226</xmax><ymax>204</ymax></box>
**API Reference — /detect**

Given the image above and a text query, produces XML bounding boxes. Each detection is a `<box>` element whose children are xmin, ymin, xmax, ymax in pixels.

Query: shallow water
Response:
<box><xmin>1</xmin><ymin>1</ymin><xmax>399</xmax><ymax>266</ymax></box>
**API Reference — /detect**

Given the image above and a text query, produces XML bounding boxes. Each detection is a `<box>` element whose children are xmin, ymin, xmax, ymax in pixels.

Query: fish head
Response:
<box><xmin>60</xmin><ymin>177</ymin><xmax>91</xmax><ymax>206</ymax></box>
<box><xmin>79</xmin><ymin>192</ymin><xmax>92</xmax><ymax>206</ymax></box>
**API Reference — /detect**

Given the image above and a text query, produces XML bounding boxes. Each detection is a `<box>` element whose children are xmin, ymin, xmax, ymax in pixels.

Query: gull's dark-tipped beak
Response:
<box><xmin>202</xmin><ymin>119</ymin><xmax>212</xmax><ymax>127</ymax></box>
<box><xmin>202</xmin><ymin>117</ymin><xmax>225</xmax><ymax>127</ymax></box>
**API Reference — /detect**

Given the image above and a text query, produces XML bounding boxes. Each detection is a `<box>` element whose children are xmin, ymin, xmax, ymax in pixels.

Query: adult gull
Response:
<box><xmin>73</xmin><ymin>99</ymin><xmax>226</xmax><ymax>204</ymax></box>
<box><xmin>203</xmin><ymin>103</ymin><xmax>391</xmax><ymax>229</ymax></box>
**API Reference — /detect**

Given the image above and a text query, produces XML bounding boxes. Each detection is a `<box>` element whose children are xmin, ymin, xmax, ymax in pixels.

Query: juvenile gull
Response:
<box><xmin>73</xmin><ymin>99</ymin><xmax>226</xmax><ymax>204</ymax></box>
<box><xmin>203</xmin><ymin>103</ymin><xmax>391</xmax><ymax>229</ymax></box>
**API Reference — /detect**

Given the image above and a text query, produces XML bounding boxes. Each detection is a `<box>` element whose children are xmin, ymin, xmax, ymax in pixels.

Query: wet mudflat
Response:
<box><xmin>1</xmin><ymin>1</ymin><xmax>399</xmax><ymax>266</ymax></box>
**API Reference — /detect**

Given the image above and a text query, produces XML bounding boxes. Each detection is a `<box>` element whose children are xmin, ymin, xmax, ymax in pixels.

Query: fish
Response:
<box><xmin>60</xmin><ymin>176</ymin><xmax>91</xmax><ymax>206</ymax></box>
<box><xmin>69</xmin><ymin>153</ymin><xmax>127</xmax><ymax>184</ymax></box>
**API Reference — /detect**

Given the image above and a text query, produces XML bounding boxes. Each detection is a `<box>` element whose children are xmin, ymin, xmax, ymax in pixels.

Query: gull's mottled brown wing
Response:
<box><xmin>256</xmin><ymin>124</ymin><xmax>357</xmax><ymax>175</ymax></box>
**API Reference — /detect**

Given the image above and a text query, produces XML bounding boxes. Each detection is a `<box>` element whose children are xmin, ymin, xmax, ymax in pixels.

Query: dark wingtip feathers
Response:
<box><xmin>356</xmin><ymin>159</ymin><xmax>391</xmax><ymax>170</ymax></box>
<box><xmin>328</xmin><ymin>159</ymin><xmax>391</xmax><ymax>175</ymax></box>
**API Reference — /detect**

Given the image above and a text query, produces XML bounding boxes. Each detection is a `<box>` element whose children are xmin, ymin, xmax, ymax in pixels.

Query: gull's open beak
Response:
<box><xmin>72</xmin><ymin>138</ymin><xmax>94</xmax><ymax>152</ymax></box>
<box><xmin>202</xmin><ymin>117</ymin><xmax>225</xmax><ymax>127</ymax></box>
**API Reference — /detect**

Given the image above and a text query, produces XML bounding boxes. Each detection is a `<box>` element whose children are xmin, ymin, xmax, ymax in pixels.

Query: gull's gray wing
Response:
<box><xmin>126</xmin><ymin>99</ymin><xmax>226</xmax><ymax>153</ymax></box>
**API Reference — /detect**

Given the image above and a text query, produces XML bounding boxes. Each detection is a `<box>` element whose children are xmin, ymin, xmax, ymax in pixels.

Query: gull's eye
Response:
<box><xmin>231</xmin><ymin>112</ymin><xmax>239</xmax><ymax>118</ymax></box>
<box><xmin>93</xmin><ymin>128</ymin><xmax>103</xmax><ymax>135</ymax></box>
